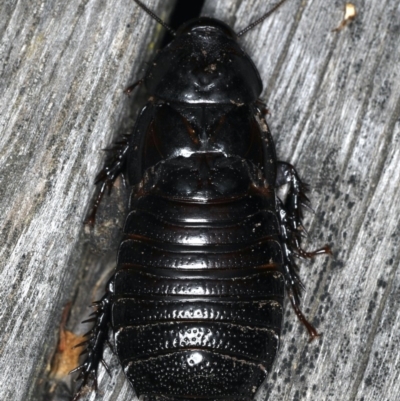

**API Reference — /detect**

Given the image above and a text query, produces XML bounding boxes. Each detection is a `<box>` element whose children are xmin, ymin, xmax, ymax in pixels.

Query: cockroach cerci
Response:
<box><xmin>71</xmin><ymin>0</ymin><xmax>331</xmax><ymax>400</ymax></box>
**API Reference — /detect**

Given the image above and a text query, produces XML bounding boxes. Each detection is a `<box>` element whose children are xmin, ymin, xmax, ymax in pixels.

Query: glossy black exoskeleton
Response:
<box><xmin>71</xmin><ymin>1</ymin><xmax>331</xmax><ymax>400</ymax></box>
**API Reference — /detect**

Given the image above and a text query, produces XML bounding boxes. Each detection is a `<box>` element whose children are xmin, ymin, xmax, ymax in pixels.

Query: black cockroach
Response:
<box><xmin>71</xmin><ymin>0</ymin><xmax>331</xmax><ymax>400</ymax></box>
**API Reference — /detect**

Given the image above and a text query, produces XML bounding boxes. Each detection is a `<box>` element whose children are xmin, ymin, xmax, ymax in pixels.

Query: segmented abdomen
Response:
<box><xmin>113</xmin><ymin>153</ymin><xmax>284</xmax><ymax>401</ymax></box>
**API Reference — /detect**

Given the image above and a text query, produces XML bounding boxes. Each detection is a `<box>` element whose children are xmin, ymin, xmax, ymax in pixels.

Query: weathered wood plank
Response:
<box><xmin>202</xmin><ymin>1</ymin><xmax>400</xmax><ymax>401</ymax></box>
<box><xmin>0</xmin><ymin>0</ymin><xmax>173</xmax><ymax>400</ymax></box>
<box><xmin>1</xmin><ymin>1</ymin><xmax>399</xmax><ymax>401</ymax></box>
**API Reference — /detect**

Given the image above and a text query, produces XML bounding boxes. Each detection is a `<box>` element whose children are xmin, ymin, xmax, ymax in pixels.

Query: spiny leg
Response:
<box><xmin>85</xmin><ymin>135</ymin><xmax>130</xmax><ymax>225</ymax></box>
<box><xmin>70</xmin><ymin>282</ymin><xmax>113</xmax><ymax>401</ymax></box>
<box><xmin>276</xmin><ymin>161</ymin><xmax>331</xmax><ymax>259</ymax></box>
<box><xmin>275</xmin><ymin>162</ymin><xmax>332</xmax><ymax>338</ymax></box>
<box><xmin>289</xmin><ymin>296</ymin><xmax>319</xmax><ymax>342</ymax></box>
<box><xmin>276</xmin><ymin>161</ymin><xmax>309</xmax><ymax>233</ymax></box>
<box><xmin>276</xmin><ymin>198</ymin><xmax>319</xmax><ymax>340</ymax></box>
<box><xmin>85</xmin><ymin>74</ymin><xmax>147</xmax><ymax>226</ymax></box>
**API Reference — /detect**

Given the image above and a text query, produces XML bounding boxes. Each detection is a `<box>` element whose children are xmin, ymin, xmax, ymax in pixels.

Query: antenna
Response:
<box><xmin>133</xmin><ymin>0</ymin><xmax>176</xmax><ymax>37</ymax></box>
<box><xmin>237</xmin><ymin>0</ymin><xmax>291</xmax><ymax>37</ymax></box>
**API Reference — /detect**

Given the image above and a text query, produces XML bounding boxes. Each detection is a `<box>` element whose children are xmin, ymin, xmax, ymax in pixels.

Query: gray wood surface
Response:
<box><xmin>0</xmin><ymin>1</ymin><xmax>399</xmax><ymax>401</ymax></box>
<box><xmin>0</xmin><ymin>0</ymin><xmax>173</xmax><ymax>399</ymax></box>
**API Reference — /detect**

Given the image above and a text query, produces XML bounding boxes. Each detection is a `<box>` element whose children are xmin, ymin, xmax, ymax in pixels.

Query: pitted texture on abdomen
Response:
<box><xmin>113</xmin><ymin>154</ymin><xmax>284</xmax><ymax>401</ymax></box>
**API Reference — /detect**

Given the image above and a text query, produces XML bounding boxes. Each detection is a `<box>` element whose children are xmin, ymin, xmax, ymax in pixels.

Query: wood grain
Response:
<box><xmin>0</xmin><ymin>0</ymin><xmax>172</xmax><ymax>399</ymax></box>
<box><xmin>0</xmin><ymin>1</ymin><xmax>399</xmax><ymax>401</ymax></box>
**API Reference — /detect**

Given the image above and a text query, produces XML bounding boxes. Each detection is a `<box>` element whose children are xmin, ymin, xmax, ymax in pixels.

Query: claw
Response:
<box><xmin>294</xmin><ymin>245</ymin><xmax>332</xmax><ymax>259</ymax></box>
<box><xmin>289</xmin><ymin>295</ymin><xmax>320</xmax><ymax>341</ymax></box>
<box><xmin>319</xmin><ymin>244</ymin><xmax>333</xmax><ymax>256</ymax></box>
<box><xmin>70</xmin><ymin>288</ymin><xmax>113</xmax><ymax>401</ymax></box>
